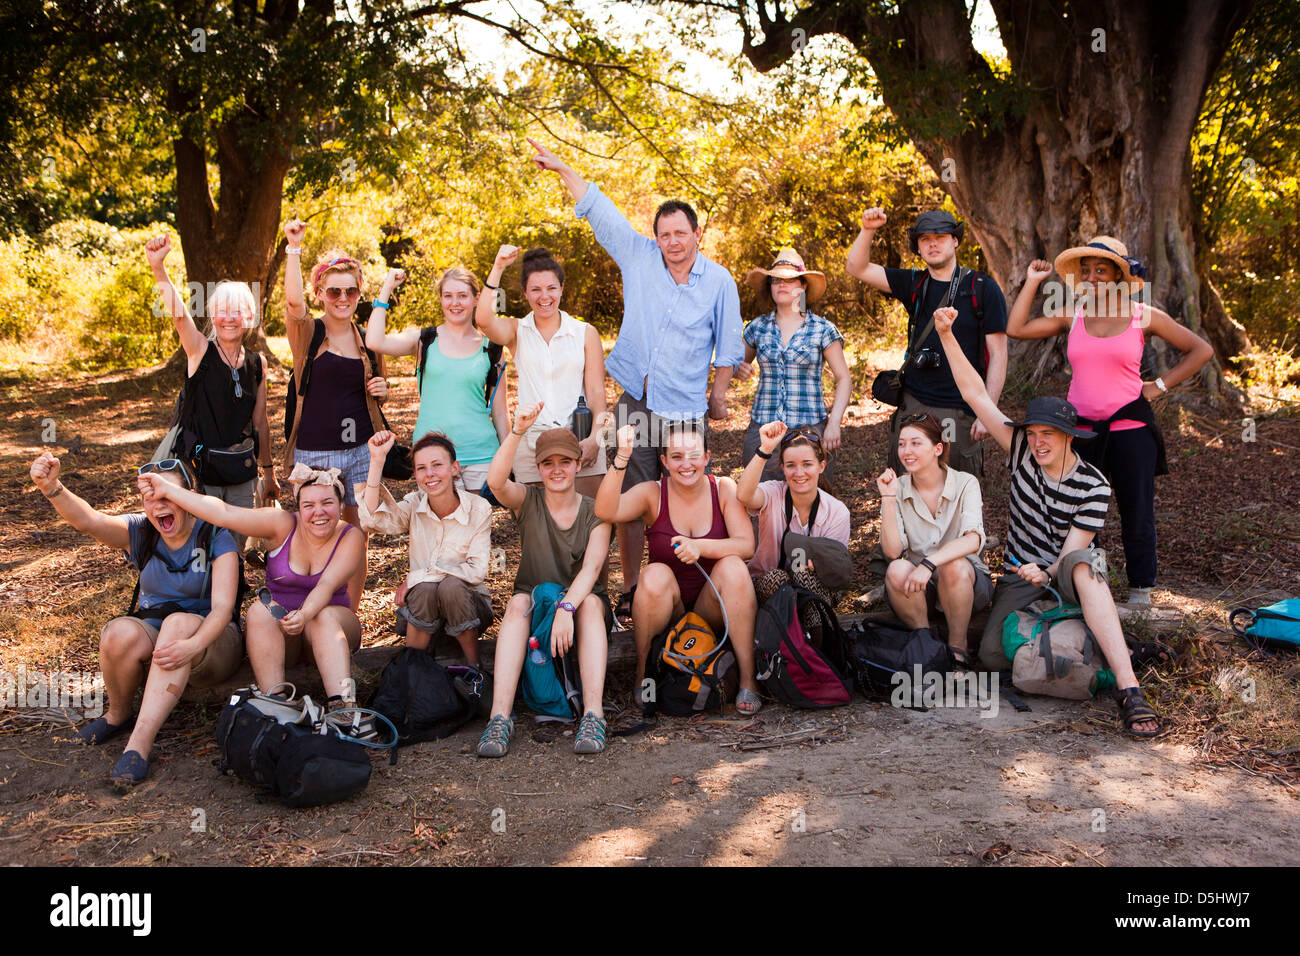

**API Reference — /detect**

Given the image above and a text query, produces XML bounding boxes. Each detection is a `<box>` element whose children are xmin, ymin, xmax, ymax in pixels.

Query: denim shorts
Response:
<box><xmin>294</xmin><ymin>445</ymin><xmax>370</xmax><ymax>507</ymax></box>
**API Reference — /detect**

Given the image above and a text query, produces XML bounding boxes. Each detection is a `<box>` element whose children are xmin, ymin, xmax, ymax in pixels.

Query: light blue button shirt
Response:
<box><xmin>575</xmin><ymin>183</ymin><xmax>744</xmax><ymax>420</ymax></box>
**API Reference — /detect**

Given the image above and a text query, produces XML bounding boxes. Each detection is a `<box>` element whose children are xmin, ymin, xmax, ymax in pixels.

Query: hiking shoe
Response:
<box><xmin>477</xmin><ymin>715</ymin><xmax>514</xmax><ymax>757</ymax></box>
<box><xmin>573</xmin><ymin>712</ymin><xmax>608</xmax><ymax>754</ymax></box>
<box><xmin>1127</xmin><ymin>587</ymin><xmax>1152</xmax><ymax>605</ymax></box>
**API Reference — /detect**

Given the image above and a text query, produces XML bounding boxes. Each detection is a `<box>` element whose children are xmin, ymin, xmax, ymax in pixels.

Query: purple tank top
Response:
<box><xmin>266</xmin><ymin>519</ymin><xmax>354</xmax><ymax>611</ymax></box>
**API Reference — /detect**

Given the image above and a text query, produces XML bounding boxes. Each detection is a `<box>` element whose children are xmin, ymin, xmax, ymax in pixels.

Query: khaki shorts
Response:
<box><xmin>511</xmin><ymin>425</ymin><xmax>607</xmax><ymax>484</ymax></box>
<box><xmin>979</xmin><ymin>548</ymin><xmax>1108</xmax><ymax>670</ymax></box>
<box><xmin>113</xmin><ymin>615</ymin><xmax>244</xmax><ymax>688</ymax></box>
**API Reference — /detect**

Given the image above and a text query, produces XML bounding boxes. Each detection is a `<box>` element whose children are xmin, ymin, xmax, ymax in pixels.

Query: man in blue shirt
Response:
<box><xmin>530</xmin><ymin>138</ymin><xmax>745</xmax><ymax>601</ymax></box>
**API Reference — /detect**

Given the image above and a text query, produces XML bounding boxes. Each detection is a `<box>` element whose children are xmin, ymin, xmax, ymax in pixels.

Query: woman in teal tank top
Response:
<box><xmin>366</xmin><ymin>266</ymin><xmax>507</xmax><ymax>492</ymax></box>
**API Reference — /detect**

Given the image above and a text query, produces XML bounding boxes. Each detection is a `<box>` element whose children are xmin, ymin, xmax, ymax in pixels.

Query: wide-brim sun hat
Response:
<box><xmin>1002</xmin><ymin>396</ymin><xmax>1095</xmax><ymax>439</ymax></box>
<box><xmin>1053</xmin><ymin>235</ymin><xmax>1146</xmax><ymax>289</ymax></box>
<box><xmin>745</xmin><ymin>248</ymin><xmax>827</xmax><ymax>310</ymax></box>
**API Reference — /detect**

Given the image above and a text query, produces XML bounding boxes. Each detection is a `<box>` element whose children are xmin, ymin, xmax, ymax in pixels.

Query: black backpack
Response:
<box><xmin>826</xmin><ymin>619</ymin><xmax>952</xmax><ymax>698</ymax></box>
<box><xmin>366</xmin><ymin>648</ymin><xmax>488</xmax><ymax>745</ymax></box>
<box><xmin>214</xmin><ymin>688</ymin><xmax>372</xmax><ymax>808</ymax></box>
<box><xmin>753</xmin><ymin>585</ymin><xmax>852</xmax><ymax>708</ymax></box>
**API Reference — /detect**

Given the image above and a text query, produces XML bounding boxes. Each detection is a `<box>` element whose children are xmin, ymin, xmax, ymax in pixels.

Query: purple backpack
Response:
<box><xmin>754</xmin><ymin>584</ymin><xmax>852</xmax><ymax>708</ymax></box>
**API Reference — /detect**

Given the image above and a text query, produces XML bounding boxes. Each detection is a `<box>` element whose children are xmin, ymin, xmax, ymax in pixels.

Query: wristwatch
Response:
<box><xmin>557</xmin><ymin>600</ymin><xmax>577</xmax><ymax>614</ymax></box>
<box><xmin>1155</xmin><ymin>376</ymin><xmax>1168</xmax><ymax>393</ymax></box>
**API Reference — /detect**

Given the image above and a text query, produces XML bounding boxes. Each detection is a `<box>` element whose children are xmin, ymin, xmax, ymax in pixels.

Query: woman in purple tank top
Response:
<box><xmin>594</xmin><ymin>421</ymin><xmax>763</xmax><ymax>715</ymax></box>
<box><xmin>138</xmin><ymin>463</ymin><xmax>365</xmax><ymax>713</ymax></box>
<box><xmin>1005</xmin><ymin>238</ymin><xmax>1212</xmax><ymax>605</ymax></box>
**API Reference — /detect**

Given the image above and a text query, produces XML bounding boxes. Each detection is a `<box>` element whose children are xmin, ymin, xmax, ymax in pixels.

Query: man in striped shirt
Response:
<box><xmin>933</xmin><ymin>307</ymin><xmax>1161</xmax><ymax>737</ymax></box>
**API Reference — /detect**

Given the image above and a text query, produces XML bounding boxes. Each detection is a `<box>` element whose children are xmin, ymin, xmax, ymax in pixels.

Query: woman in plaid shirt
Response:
<box><xmin>736</xmin><ymin>249</ymin><xmax>852</xmax><ymax>486</ymax></box>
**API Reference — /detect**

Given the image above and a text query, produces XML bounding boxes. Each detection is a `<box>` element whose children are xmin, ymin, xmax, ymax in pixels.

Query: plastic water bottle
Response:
<box><xmin>571</xmin><ymin>396</ymin><xmax>592</xmax><ymax>441</ymax></box>
<box><xmin>528</xmin><ymin>636</ymin><xmax>546</xmax><ymax>664</ymax></box>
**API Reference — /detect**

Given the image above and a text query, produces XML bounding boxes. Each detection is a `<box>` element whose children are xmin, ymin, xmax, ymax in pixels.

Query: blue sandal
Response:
<box><xmin>110</xmin><ymin>750</ymin><xmax>149</xmax><ymax>787</ymax></box>
<box><xmin>76</xmin><ymin>715</ymin><xmax>130</xmax><ymax>746</ymax></box>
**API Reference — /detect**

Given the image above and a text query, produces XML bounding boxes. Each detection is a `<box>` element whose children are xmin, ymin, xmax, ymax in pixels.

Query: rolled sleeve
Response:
<box><xmin>955</xmin><ymin>477</ymin><xmax>987</xmax><ymax>552</ymax></box>
<box><xmin>446</xmin><ymin>505</ymin><xmax>492</xmax><ymax>586</ymax></box>
<box><xmin>356</xmin><ymin>486</ymin><xmax>412</xmax><ymax>535</ymax></box>
<box><xmin>892</xmin><ymin>505</ymin><xmax>911</xmax><ymax>554</ymax></box>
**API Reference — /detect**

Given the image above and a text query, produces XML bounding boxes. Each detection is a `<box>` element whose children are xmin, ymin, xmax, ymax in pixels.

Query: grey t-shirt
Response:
<box><xmin>124</xmin><ymin>514</ymin><xmax>238</xmax><ymax>618</ymax></box>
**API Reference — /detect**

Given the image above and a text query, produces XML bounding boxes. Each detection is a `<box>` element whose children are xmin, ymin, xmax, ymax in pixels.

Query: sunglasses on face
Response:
<box><xmin>322</xmin><ymin>286</ymin><xmax>361</xmax><ymax>302</ymax></box>
<box><xmin>138</xmin><ymin>459</ymin><xmax>195</xmax><ymax>490</ymax></box>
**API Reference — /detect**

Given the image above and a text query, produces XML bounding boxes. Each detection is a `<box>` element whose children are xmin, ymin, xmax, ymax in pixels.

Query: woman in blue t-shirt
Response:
<box><xmin>29</xmin><ymin>453</ymin><xmax>244</xmax><ymax>787</ymax></box>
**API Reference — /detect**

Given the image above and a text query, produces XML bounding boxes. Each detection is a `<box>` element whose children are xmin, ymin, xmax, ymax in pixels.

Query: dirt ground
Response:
<box><xmin>1</xmin><ymin>359</ymin><xmax>1298</xmax><ymax>866</ymax></box>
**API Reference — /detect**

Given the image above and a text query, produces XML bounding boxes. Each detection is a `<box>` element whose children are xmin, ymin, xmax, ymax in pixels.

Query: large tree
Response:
<box><xmin>674</xmin><ymin>0</ymin><xmax>1255</xmax><ymax>387</ymax></box>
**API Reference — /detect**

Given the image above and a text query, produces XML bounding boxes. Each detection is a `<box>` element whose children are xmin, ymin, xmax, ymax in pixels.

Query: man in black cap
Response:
<box><xmin>847</xmin><ymin>207</ymin><xmax>1009</xmax><ymax>477</ymax></box>
<box><xmin>931</xmin><ymin>306</ymin><xmax>1161</xmax><ymax>738</ymax></box>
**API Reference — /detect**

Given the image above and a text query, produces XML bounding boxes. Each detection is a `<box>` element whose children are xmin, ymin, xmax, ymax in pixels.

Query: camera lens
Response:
<box><xmin>913</xmin><ymin>349</ymin><xmax>941</xmax><ymax>370</ymax></box>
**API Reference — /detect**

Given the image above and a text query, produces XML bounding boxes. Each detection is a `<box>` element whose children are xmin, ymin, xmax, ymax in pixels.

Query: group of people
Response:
<box><xmin>31</xmin><ymin>138</ymin><xmax>1214</xmax><ymax>786</ymax></box>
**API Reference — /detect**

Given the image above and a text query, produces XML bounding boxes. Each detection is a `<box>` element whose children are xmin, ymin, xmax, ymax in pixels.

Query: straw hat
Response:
<box><xmin>745</xmin><ymin>248</ymin><xmax>826</xmax><ymax>310</ymax></box>
<box><xmin>1053</xmin><ymin>236</ymin><xmax>1147</xmax><ymax>288</ymax></box>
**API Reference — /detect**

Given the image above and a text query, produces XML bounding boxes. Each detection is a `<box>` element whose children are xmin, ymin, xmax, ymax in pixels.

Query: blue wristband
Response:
<box><xmin>372</xmin><ymin>299</ymin><xmax>390</xmax><ymax>310</ymax></box>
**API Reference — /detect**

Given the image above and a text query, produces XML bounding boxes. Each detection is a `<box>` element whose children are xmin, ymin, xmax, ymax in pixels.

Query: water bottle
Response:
<box><xmin>528</xmin><ymin>636</ymin><xmax>546</xmax><ymax>665</ymax></box>
<box><xmin>571</xmin><ymin>395</ymin><xmax>592</xmax><ymax>441</ymax></box>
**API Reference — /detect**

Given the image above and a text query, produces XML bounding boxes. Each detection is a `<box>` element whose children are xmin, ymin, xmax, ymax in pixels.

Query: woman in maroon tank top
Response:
<box><xmin>137</xmin><ymin>464</ymin><xmax>365</xmax><ymax>717</ymax></box>
<box><xmin>594</xmin><ymin>422</ymin><xmax>763</xmax><ymax>714</ymax></box>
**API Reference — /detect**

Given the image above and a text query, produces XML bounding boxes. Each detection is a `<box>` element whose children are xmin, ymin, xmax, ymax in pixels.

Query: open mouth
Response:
<box><xmin>158</xmin><ymin>513</ymin><xmax>176</xmax><ymax>533</ymax></box>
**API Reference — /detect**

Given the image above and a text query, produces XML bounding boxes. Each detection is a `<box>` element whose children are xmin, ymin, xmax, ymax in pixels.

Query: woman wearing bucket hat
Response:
<box><xmin>735</xmin><ymin>249</ymin><xmax>851</xmax><ymax>485</ymax></box>
<box><xmin>931</xmin><ymin>306</ymin><xmax>1162</xmax><ymax>738</ymax></box>
<box><xmin>1005</xmin><ymin>238</ymin><xmax>1213</xmax><ymax>605</ymax></box>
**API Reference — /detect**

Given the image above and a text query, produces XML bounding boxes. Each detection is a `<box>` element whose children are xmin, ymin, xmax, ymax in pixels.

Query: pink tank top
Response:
<box><xmin>266</xmin><ymin>518</ymin><xmax>354</xmax><ymax>611</ymax></box>
<box><xmin>1066</xmin><ymin>303</ymin><xmax>1144</xmax><ymax>431</ymax></box>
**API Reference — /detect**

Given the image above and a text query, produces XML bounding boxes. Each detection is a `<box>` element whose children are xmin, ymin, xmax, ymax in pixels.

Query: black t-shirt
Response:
<box><xmin>884</xmin><ymin>266</ymin><xmax>1008</xmax><ymax>415</ymax></box>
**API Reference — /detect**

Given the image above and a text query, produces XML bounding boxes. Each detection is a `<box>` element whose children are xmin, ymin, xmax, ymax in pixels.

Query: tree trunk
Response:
<box><xmin>733</xmin><ymin>0</ymin><xmax>1254</xmax><ymax>391</ymax></box>
<box><xmin>158</xmin><ymin>112</ymin><xmax>293</xmax><ymax>381</ymax></box>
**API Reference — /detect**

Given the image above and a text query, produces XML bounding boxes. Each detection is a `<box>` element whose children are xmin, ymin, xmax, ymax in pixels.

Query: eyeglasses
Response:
<box><xmin>138</xmin><ymin>459</ymin><xmax>195</xmax><ymax>489</ymax></box>
<box><xmin>322</xmin><ymin>286</ymin><xmax>361</xmax><ymax>302</ymax></box>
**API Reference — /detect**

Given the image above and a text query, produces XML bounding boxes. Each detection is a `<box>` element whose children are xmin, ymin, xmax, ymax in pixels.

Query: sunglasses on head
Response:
<box><xmin>901</xmin><ymin>413</ymin><xmax>940</xmax><ymax>428</ymax></box>
<box><xmin>138</xmin><ymin>459</ymin><xmax>195</xmax><ymax>489</ymax></box>
<box><xmin>322</xmin><ymin>286</ymin><xmax>361</xmax><ymax>302</ymax></box>
<box><xmin>780</xmin><ymin>428</ymin><xmax>822</xmax><ymax>449</ymax></box>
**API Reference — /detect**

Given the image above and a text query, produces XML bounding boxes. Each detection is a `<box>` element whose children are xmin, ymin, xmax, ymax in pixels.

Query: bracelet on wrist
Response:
<box><xmin>286</xmin><ymin>246</ymin><xmax>302</xmax><ymax>255</ymax></box>
<box><xmin>373</xmin><ymin>299</ymin><xmax>390</xmax><ymax>310</ymax></box>
<box><xmin>512</xmin><ymin>428</ymin><xmax>528</xmax><ymax>437</ymax></box>
<box><xmin>612</xmin><ymin>458</ymin><xmax>629</xmax><ymax>471</ymax></box>
<box><xmin>920</xmin><ymin>558</ymin><xmax>937</xmax><ymax>573</ymax></box>
<box><xmin>42</xmin><ymin>482</ymin><xmax>64</xmax><ymax>500</ymax></box>
<box><xmin>485</xmin><ymin>282</ymin><xmax>499</xmax><ymax>291</ymax></box>
<box><xmin>755</xmin><ymin>448</ymin><xmax>773</xmax><ymax>460</ymax></box>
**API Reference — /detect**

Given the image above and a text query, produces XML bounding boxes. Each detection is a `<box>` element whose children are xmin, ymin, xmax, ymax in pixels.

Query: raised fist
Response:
<box><xmin>616</xmin><ymin>424</ymin><xmax>638</xmax><ymax>458</ymax></box>
<box><xmin>283</xmin><ymin>219</ymin><xmax>306</xmax><ymax>244</ymax></box>
<box><xmin>369</xmin><ymin>430</ymin><xmax>396</xmax><ymax>460</ymax></box>
<box><xmin>861</xmin><ymin>207</ymin><xmax>887</xmax><ymax>232</ymax></box>
<box><xmin>876</xmin><ymin>467</ymin><xmax>898</xmax><ymax>498</ymax></box>
<box><xmin>1026</xmin><ymin>259</ymin><xmax>1052</xmax><ymax>283</ymax></box>
<box><xmin>30</xmin><ymin>451</ymin><xmax>61</xmax><ymax>493</ymax></box>
<box><xmin>144</xmin><ymin>235</ymin><xmax>172</xmax><ymax>270</ymax></box>
<box><xmin>494</xmin><ymin>245</ymin><xmax>521</xmax><ymax>270</ymax></box>
<box><xmin>513</xmin><ymin>402</ymin><xmax>544</xmax><ymax>434</ymax></box>
<box><xmin>758</xmin><ymin>420</ymin><xmax>787</xmax><ymax>455</ymax></box>
<box><xmin>932</xmin><ymin>306</ymin><xmax>958</xmax><ymax>336</ymax></box>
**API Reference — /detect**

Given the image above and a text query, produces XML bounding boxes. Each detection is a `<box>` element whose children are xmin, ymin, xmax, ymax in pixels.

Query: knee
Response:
<box><xmin>99</xmin><ymin>619</ymin><xmax>146</xmax><ymax>661</ymax></box>
<box><xmin>504</xmin><ymin>593</ymin><xmax>532</xmax><ymax>622</ymax></box>
<box><xmin>885</xmin><ymin>559</ymin><xmax>913</xmax><ymax>589</ymax></box>
<box><xmin>635</xmin><ymin>564</ymin><xmax>676</xmax><ymax>603</ymax></box>
<box><xmin>157</xmin><ymin>612</ymin><xmax>201</xmax><ymax>645</ymax></box>
<box><xmin>937</xmin><ymin>560</ymin><xmax>973</xmax><ymax>588</ymax></box>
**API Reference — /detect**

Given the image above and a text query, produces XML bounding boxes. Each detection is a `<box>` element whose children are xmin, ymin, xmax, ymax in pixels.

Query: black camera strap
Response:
<box><xmin>904</xmin><ymin>266</ymin><xmax>968</xmax><ymax>363</ymax></box>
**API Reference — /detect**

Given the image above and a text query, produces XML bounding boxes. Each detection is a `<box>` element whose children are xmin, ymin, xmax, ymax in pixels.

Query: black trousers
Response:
<box><xmin>1076</xmin><ymin>425</ymin><xmax>1158</xmax><ymax>588</ymax></box>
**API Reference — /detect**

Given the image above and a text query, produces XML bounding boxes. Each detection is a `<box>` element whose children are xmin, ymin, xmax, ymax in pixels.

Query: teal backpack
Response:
<box><xmin>521</xmin><ymin>583</ymin><xmax>583</xmax><ymax>721</ymax></box>
<box><xmin>1231</xmin><ymin>599</ymin><xmax>1300</xmax><ymax>652</ymax></box>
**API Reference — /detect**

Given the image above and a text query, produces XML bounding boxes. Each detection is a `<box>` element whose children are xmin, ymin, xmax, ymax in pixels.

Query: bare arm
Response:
<box><xmin>528</xmin><ymin>138</ymin><xmax>589</xmax><ymax>202</ymax></box>
<box><xmin>846</xmin><ymin>208</ymin><xmax>892</xmax><ymax>292</ymax></box>
<box><xmin>189</xmin><ymin>551</ymin><xmax>239</xmax><ymax>648</ymax></box>
<box><xmin>560</xmin><ymin>520</ymin><xmax>612</xmax><ymax>611</ymax></box>
<box><xmin>297</xmin><ymin>527</ymin><xmax>364</xmax><ymax>625</ymax></box>
<box><xmin>252</xmin><ymin>356</ymin><xmax>278</xmax><ymax>497</ymax></box>
<box><xmin>933</xmin><ymin>308</ymin><xmax>1015</xmax><ymax>453</ymax></box>
<box><xmin>475</xmin><ymin>245</ymin><xmax>521</xmax><ymax>347</ymax></box>
<box><xmin>1006</xmin><ymin>261</ymin><xmax>1069</xmax><ymax>340</ymax></box>
<box><xmin>144</xmin><ymin>235</ymin><xmax>207</xmax><ymax>369</ymax></box>
<box><xmin>29</xmin><ymin>453</ymin><xmax>130</xmax><ymax>550</ymax></box>
<box><xmin>1144</xmin><ymin>307</ymin><xmax>1215</xmax><ymax>390</ymax></box>
<box><xmin>594</xmin><ymin>426</ymin><xmax>658</xmax><ymax>524</ymax></box>
<box><xmin>694</xmin><ymin>478</ymin><xmax>755</xmax><ymax>562</ymax></box>
<box><xmin>824</xmin><ymin>339</ymin><xmax>853</xmax><ymax>427</ymax></box>
<box><xmin>983</xmin><ymin>332</ymin><xmax>1008</xmax><ymax>405</ymax></box>
<box><xmin>487</xmin><ymin>404</ymin><xmax>543</xmax><ymax>513</ymax></box>
<box><xmin>737</xmin><ymin>421</ymin><xmax>785</xmax><ymax>511</ymax></box>
<box><xmin>140</xmin><ymin>473</ymin><xmax>295</xmax><ymax>542</ymax></box>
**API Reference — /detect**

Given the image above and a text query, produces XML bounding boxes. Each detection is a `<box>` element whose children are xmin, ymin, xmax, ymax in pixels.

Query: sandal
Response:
<box><xmin>1115</xmin><ymin>686</ymin><xmax>1162</xmax><ymax>738</ymax></box>
<box><xmin>476</xmin><ymin>714</ymin><xmax>514</xmax><ymax>758</ymax></box>
<box><xmin>573</xmin><ymin>712</ymin><xmax>608</xmax><ymax>754</ymax></box>
<box><xmin>1127</xmin><ymin>637</ymin><xmax>1175</xmax><ymax>671</ymax></box>
<box><xmin>949</xmin><ymin>647</ymin><xmax>974</xmax><ymax>672</ymax></box>
<box><xmin>75</xmin><ymin>715</ymin><xmax>130</xmax><ymax>746</ymax></box>
<box><xmin>736</xmin><ymin>688</ymin><xmax>763</xmax><ymax>715</ymax></box>
<box><xmin>615</xmin><ymin>589</ymin><xmax>634</xmax><ymax>622</ymax></box>
<box><xmin>109</xmin><ymin>749</ymin><xmax>149</xmax><ymax>788</ymax></box>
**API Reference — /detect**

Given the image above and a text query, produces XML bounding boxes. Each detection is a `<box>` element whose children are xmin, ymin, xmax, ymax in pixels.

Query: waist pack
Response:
<box><xmin>826</xmin><ymin>619</ymin><xmax>951</xmax><ymax>697</ymax></box>
<box><xmin>1002</xmin><ymin>600</ymin><xmax>1115</xmax><ymax>699</ymax></box>
<box><xmin>367</xmin><ymin>648</ymin><xmax>488</xmax><ymax>745</ymax></box>
<box><xmin>754</xmin><ymin>584</ymin><xmax>851</xmax><ymax>708</ymax></box>
<box><xmin>521</xmin><ymin>583</ymin><xmax>584</xmax><ymax>721</ymax></box>
<box><xmin>1230</xmin><ymin>599</ymin><xmax>1300</xmax><ymax>652</ymax></box>
<box><xmin>215</xmin><ymin>686</ymin><xmax>389</xmax><ymax>807</ymax></box>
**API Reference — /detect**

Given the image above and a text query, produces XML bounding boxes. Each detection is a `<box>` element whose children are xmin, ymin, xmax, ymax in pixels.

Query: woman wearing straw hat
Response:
<box><xmin>735</xmin><ymin>249</ymin><xmax>852</xmax><ymax>486</ymax></box>
<box><xmin>1006</xmin><ymin>236</ymin><xmax>1213</xmax><ymax>605</ymax></box>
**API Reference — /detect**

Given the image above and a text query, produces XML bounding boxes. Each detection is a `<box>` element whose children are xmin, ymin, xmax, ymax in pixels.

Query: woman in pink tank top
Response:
<box><xmin>1006</xmin><ymin>237</ymin><xmax>1213</xmax><ymax>603</ymax></box>
<box><xmin>594</xmin><ymin>421</ymin><xmax>764</xmax><ymax>715</ymax></box>
<box><xmin>135</xmin><ymin>463</ymin><xmax>366</xmax><ymax>713</ymax></box>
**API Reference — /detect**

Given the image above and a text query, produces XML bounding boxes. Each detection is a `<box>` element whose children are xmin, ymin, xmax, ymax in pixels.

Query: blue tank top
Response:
<box><xmin>413</xmin><ymin>335</ymin><xmax>499</xmax><ymax>465</ymax></box>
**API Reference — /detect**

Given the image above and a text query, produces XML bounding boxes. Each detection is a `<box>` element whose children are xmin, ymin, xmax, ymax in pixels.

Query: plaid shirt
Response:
<box><xmin>743</xmin><ymin>311</ymin><xmax>844</xmax><ymax>426</ymax></box>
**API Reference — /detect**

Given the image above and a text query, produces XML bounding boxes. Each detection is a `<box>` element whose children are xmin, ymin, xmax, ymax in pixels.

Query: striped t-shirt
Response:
<box><xmin>1005</xmin><ymin>429</ymin><xmax>1111</xmax><ymax>566</ymax></box>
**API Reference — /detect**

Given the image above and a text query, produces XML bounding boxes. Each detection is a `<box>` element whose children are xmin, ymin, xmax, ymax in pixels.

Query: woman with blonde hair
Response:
<box><xmin>146</xmin><ymin>235</ymin><xmax>277</xmax><ymax>542</ymax></box>
<box><xmin>366</xmin><ymin>262</ymin><xmax>508</xmax><ymax>494</ymax></box>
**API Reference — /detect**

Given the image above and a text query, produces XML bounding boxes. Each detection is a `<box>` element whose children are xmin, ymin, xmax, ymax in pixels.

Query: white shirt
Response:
<box><xmin>514</xmin><ymin>310</ymin><xmax>589</xmax><ymax>431</ymax></box>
